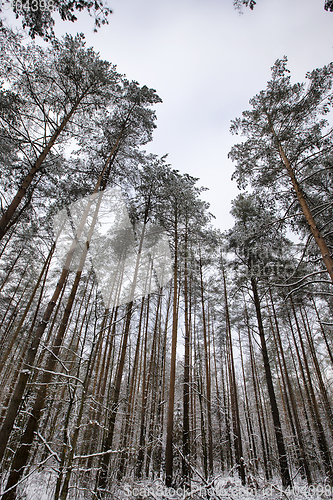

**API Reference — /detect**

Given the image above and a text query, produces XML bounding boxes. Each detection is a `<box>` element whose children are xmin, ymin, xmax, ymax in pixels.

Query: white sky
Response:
<box><xmin>5</xmin><ymin>0</ymin><xmax>333</xmax><ymax>232</ymax></box>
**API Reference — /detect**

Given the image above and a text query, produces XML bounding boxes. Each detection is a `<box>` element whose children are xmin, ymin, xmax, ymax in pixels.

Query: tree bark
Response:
<box><xmin>222</xmin><ymin>264</ymin><xmax>246</xmax><ymax>485</ymax></box>
<box><xmin>312</xmin><ymin>298</ymin><xmax>333</xmax><ymax>366</ymax></box>
<box><xmin>135</xmin><ymin>296</ymin><xmax>150</xmax><ymax>479</ymax></box>
<box><xmin>182</xmin><ymin>226</ymin><xmax>190</xmax><ymax>488</ymax></box>
<box><xmin>290</xmin><ymin>298</ymin><xmax>333</xmax><ymax>484</ymax></box>
<box><xmin>269</xmin><ymin>290</ymin><xmax>312</xmax><ymax>484</ymax></box>
<box><xmin>95</xmin><ymin>301</ymin><xmax>133</xmax><ymax>496</ymax></box>
<box><xmin>301</xmin><ymin>306</ymin><xmax>333</xmax><ymax>437</ymax></box>
<box><xmin>0</xmin><ymin>93</ymin><xmax>88</xmax><ymax>241</ymax></box>
<box><xmin>0</xmin><ymin>243</ymin><xmax>55</xmax><ymax>379</ymax></box>
<box><xmin>199</xmin><ymin>254</ymin><xmax>214</xmax><ymax>478</ymax></box>
<box><xmin>238</xmin><ymin>330</ymin><xmax>258</xmax><ymax>472</ymax></box>
<box><xmin>244</xmin><ymin>296</ymin><xmax>271</xmax><ymax>480</ymax></box>
<box><xmin>165</xmin><ymin>207</ymin><xmax>178</xmax><ymax>488</ymax></box>
<box><xmin>268</xmin><ymin>116</ymin><xmax>333</xmax><ymax>283</ymax></box>
<box><xmin>117</xmin><ymin>297</ymin><xmax>145</xmax><ymax>480</ymax></box>
<box><xmin>251</xmin><ymin>277</ymin><xmax>292</xmax><ymax>488</ymax></box>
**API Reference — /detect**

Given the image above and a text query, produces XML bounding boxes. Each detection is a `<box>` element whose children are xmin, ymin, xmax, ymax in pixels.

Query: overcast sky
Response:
<box><xmin>8</xmin><ymin>0</ymin><xmax>333</xmax><ymax>232</ymax></box>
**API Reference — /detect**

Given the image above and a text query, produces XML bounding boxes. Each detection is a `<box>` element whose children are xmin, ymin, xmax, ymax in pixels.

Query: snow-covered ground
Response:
<box><xmin>13</xmin><ymin>473</ymin><xmax>333</xmax><ymax>500</ymax></box>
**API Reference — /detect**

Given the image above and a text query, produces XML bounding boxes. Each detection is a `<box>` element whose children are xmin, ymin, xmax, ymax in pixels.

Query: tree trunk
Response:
<box><xmin>85</xmin><ymin>307</ymin><xmax>117</xmax><ymax>468</ymax></box>
<box><xmin>135</xmin><ymin>295</ymin><xmax>151</xmax><ymax>479</ymax></box>
<box><xmin>0</xmin><ymin>94</ymin><xmax>87</xmax><ymax>241</ymax></box>
<box><xmin>199</xmin><ymin>254</ymin><xmax>214</xmax><ymax>478</ymax></box>
<box><xmin>269</xmin><ymin>291</ymin><xmax>312</xmax><ymax>484</ymax></box>
<box><xmin>238</xmin><ymin>330</ymin><xmax>258</xmax><ymax>473</ymax></box>
<box><xmin>212</xmin><ymin>326</ymin><xmax>225</xmax><ymax>470</ymax></box>
<box><xmin>0</xmin><ymin>248</ymin><xmax>53</xmax><ymax>434</ymax></box>
<box><xmin>251</xmin><ymin>277</ymin><xmax>292</xmax><ymax>488</ymax></box>
<box><xmin>196</xmin><ymin>342</ymin><xmax>208</xmax><ymax>481</ymax></box>
<box><xmin>165</xmin><ymin>208</ymin><xmax>178</xmax><ymax>488</ymax></box>
<box><xmin>312</xmin><ymin>298</ymin><xmax>333</xmax><ymax>366</ymax></box>
<box><xmin>0</xmin><ymin>264</ymin><xmax>29</xmax><ymax>336</ymax></box>
<box><xmin>220</xmin><ymin>339</ymin><xmax>233</xmax><ymax>470</ymax></box>
<box><xmin>222</xmin><ymin>264</ymin><xmax>245</xmax><ymax>485</ymax></box>
<box><xmin>58</xmin><ymin>310</ymin><xmax>103</xmax><ymax>500</ymax></box>
<box><xmin>0</xmin><ymin>243</ymin><xmax>55</xmax><ymax>379</ymax></box>
<box><xmin>95</xmin><ymin>301</ymin><xmax>133</xmax><ymax>496</ymax></box>
<box><xmin>301</xmin><ymin>306</ymin><xmax>333</xmax><ymax>437</ymax></box>
<box><xmin>153</xmin><ymin>288</ymin><xmax>171</xmax><ymax>477</ymax></box>
<box><xmin>0</xmin><ymin>248</ymin><xmax>24</xmax><ymax>294</ymax></box>
<box><xmin>290</xmin><ymin>298</ymin><xmax>333</xmax><ymax>484</ymax></box>
<box><xmin>182</xmin><ymin>227</ymin><xmax>190</xmax><ymax>488</ymax></box>
<box><xmin>244</xmin><ymin>296</ymin><xmax>271</xmax><ymax>480</ymax></box>
<box><xmin>2</xmin><ymin>176</ymin><xmax>114</xmax><ymax>498</ymax></box>
<box><xmin>268</xmin><ymin>116</ymin><xmax>333</xmax><ymax>283</ymax></box>
<box><xmin>117</xmin><ymin>297</ymin><xmax>145</xmax><ymax>480</ymax></box>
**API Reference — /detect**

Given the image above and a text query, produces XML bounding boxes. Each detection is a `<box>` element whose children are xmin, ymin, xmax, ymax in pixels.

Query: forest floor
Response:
<box><xmin>117</xmin><ymin>477</ymin><xmax>333</xmax><ymax>500</ymax></box>
<box><xmin>18</xmin><ymin>473</ymin><xmax>333</xmax><ymax>499</ymax></box>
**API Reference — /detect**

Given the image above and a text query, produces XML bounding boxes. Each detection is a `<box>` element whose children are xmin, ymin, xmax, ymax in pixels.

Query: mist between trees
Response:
<box><xmin>0</xmin><ymin>26</ymin><xmax>333</xmax><ymax>500</ymax></box>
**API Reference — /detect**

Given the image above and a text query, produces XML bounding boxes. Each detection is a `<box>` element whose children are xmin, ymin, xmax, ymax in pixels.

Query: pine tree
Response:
<box><xmin>229</xmin><ymin>58</ymin><xmax>333</xmax><ymax>283</ymax></box>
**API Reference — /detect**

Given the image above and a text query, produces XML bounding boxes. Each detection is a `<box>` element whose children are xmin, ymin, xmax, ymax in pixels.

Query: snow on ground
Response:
<box><xmin>14</xmin><ymin>472</ymin><xmax>333</xmax><ymax>500</ymax></box>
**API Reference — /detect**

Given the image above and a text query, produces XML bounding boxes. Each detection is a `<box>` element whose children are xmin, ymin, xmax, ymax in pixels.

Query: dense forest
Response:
<box><xmin>0</xmin><ymin>25</ymin><xmax>333</xmax><ymax>500</ymax></box>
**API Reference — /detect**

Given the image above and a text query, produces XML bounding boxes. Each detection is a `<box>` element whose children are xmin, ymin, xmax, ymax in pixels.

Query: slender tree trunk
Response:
<box><xmin>199</xmin><ymin>254</ymin><xmax>214</xmax><ymax>478</ymax></box>
<box><xmin>290</xmin><ymin>298</ymin><xmax>333</xmax><ymax>484</ymax></box>
<box><xmin>145</xmin><ymin>307</ymin><xmax>161</xmax><ymax>478</ymax></box>
<box><xmin>0</xmin><ymin>268</ymin><xmax>69</xmax><ymax>464</ymax></box>
<box><xmin>212</xmin><ymin>324</ymin><xmax>225</xmax><ymax>470</ymax></box>
<box><xmin>244</xmin><ymin>297</ymin><xmax>270</xmax><ymax>480</ymax></box>
<box><xmin>2</xmin><ymin>235</ymin><xmax>99</xmax><ymax>500</ymax></box>
<box><xmin>182</xmin><ymin>227</ymin><xmax>190</xmax><ymax>488</ymax></box>
<box><xmin>53</xmin><ymin>301</ymin><xmax>96</xmax><ymax>500</ymax></box>
<box><xmin>95</xmin><ymin>301</ymin><xmax>133</xmax><ymax>496</ymax></box>
<box><xmin>285</xmin><ymin>327</ymin><xmax>314</xmax><ymax>444</ymax></box>
<box><xmin>0</xmin><ymin>263</ymin><xmax>28</xmax><ymax>335</ymax></box>
<box><xmin>153</xmin><ymin>288</ymin><xmax>171</xmax><ymax>477</ymax></box>
<box><xmin>238</xmin><ymin>330</ymin><xmax>258</xmax><ymax>473</ymax></box>
<box><xmin>0</xmin><ymin>231</ymin><xmax>12</xmax><ymax>259</ymax></box>
<box><xmin>142</xmin><ymin>272</ymin><xmax>162</xmax><ymax>479</ymax></box>
<box><xmin>192</xmin><ymin>316</ymin><xmax>198</xmax><ymax>467</ymax></box>
<box><xmin>196</xmin><ymin>343</ymin><xmax>208</xmax><ymax>481</ymax></box>
<box><xmin>0</xmin><ymin>270</ymin><xmax>29</xmax><ymax>339</ymax></box>
<box><xmin>0</xmin><ymin>247</ymin><xmax>54</xmax><ymax>434</ymax></box>
<box><xmin>165</xmin><ymin>208</ymin><xmax>178</xmax><ymax>488</ymax></box>
<box><xmin>220</xmin><ymin>339</ymin><xmax>233</xmax><ymax>470</ymax></box>
<box><xmin>85</xmin><ymin>307</ymin><xmax>117</xmax><ymax>468</ymax></box>
<box><xmin>0</xmin><ymin>243</ymin><xmax>55</xmax><ymax>378</ymax></box>
<box><xmin>117</xmin><ymin>297</ymin><xmax>145</xmax><ymax>480</ymax></box>
<box><xmin>269</xmin><ymin>312</ymin><xmax>299</xmax><ymax>468</ymax></box>
<box><xmin>286</xmin><ymin>310</ymin><xmax>324</xmax><ymax>479</ymax></box>
<box><xmin>251</xmin><ymin>277</ymin><xmax>291</xmax><ymax>488</ymax></box>
<box><xmin>58</xmin><ymin>311</ymin><xmax>103</xmax><ymax>500</ymax></box>
<box><xmin>2</xmin><ymin>160</ymin><xmax>122</xmax><ymax>498</ymax></box>
<box><xmin>0</xmin><ymin>248</ymin><xmax>24</xmax><ymax>294</ymax></box>
<box><xmin>135</xmin><ymin>296</ymin><xmax>150</xmax><ymax>478</ymax></box>
<box><xmin>312</xmin><ymin>298</ymin><xmax>333</xmax><ymax>366</ymax></box>
<box><xmin>222</xmin><ymin>264</ymin><xmax>245</xmax><ymax>485</ymax></box>
<box><xmin>301</xmin><ymin>306</ymin><xmax>333</xmax><ymax>437</ymax></box>
<box><xmin>268</xmin><ymin>292</ymin><xmax>312</xmax><ymax>484</ymax></box>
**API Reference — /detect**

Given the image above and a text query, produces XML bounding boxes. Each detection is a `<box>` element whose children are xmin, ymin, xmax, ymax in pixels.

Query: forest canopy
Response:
<box><xmin>0</xmin><ymin>0</ymin><xmax>112</xmax><ymax>39</ymax></box>
<box><xmin>233</xmin><ymin>0</ymin><xmax>333</xmax><ymax>12</ymax></box>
